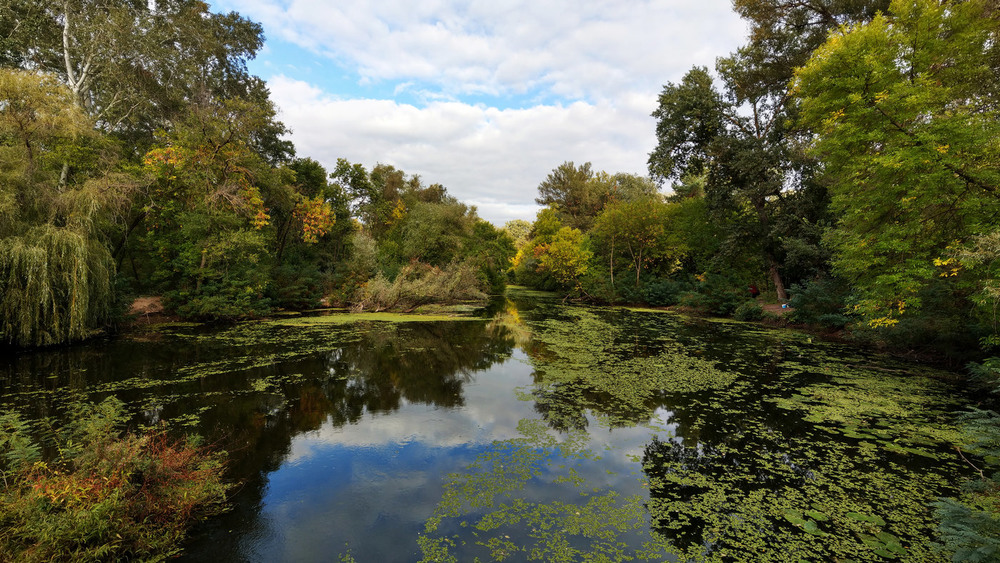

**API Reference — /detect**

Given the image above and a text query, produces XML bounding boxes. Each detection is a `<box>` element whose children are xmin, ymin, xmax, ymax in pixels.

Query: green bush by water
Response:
<box><xmin>0</xmin><ymin>398</ymin><xmax>230</xmax><ymax>562</ymax></box>
<box><xmin>733</xmin><ymin>300</ymin><xmax>764</xmax><ymax>322</ymax></box>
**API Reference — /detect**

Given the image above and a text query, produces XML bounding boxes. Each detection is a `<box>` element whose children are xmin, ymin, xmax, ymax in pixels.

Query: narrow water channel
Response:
<box><xmin>0</xmin><ymin>289</ymin><xmax>974</xmax><ymax>561</ymax></box>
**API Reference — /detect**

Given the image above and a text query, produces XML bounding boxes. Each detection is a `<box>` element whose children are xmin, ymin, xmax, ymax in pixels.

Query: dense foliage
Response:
<box><xmin>0</xmin><ymin>398</ymin><xmax>229</xmax><ymax>561</ymax></box>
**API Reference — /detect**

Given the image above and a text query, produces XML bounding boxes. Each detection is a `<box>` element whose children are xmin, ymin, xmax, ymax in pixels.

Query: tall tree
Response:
<box><xmin>649</xmin><ymin>0</ymin><xmax>886</xmax><ymax>299</ymax></box>
<box><xmin>0</xmin><ymin>70</ymin><xmax>120</xmax><ymax>346</ymax></box>
<box><xmin>794</xmin><ymin>0</ymin><xmax>1000</xmax><ymax>327</ymax></box>
<box><xmin>649</xmin><ymin>66</ymin><xmax>794</xmax><ymax>298</ymax></box>
<box><xmin>535</xmin><ymin>162</ymin><xmax>605</xmax><ymax>231</ymax></box>
<box><xmin>5</xmin><ymin>0</ymin><xmax>268</xmax><ymax>155</ymax></box>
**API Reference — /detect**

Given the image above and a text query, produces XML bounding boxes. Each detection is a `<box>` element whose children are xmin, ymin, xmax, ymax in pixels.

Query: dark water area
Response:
<box><xmin>0</xmin><ymin>289</ymin><xmax>976</xmax><ymax>561</ymax></box>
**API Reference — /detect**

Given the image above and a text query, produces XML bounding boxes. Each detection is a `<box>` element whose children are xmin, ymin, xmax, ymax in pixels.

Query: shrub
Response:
<box><xmin>733</xmin><ymin>301</ymin><xmax>764</xmax><ymax>322</ymax></box>
<box><xmin>817</xmin><ymin>313</ymin><xmax>850</xmax><ymax>330</ymax></box>
<box><xmin>352</xmin><ymin>260</ymin><xmax>488</xmax><ymax>312</ymax></box>
<box><xmin>641</xmin><ymin>279</ymin><xmax>693</xmax><ymax>307</ymax></box>
<box><xmin>787</xmin><ymin>277</ymin><xmax>849</xmax><ymax>326</ymax></box>
<box><xmin>0</xmin><ymin>398</ymin><xmax>229</xmax><ymax>562</ymax></box>
<box><xmin>678</xmin><ymin>274</ymin><xmax>745</xmax><ymax>316</ymax></box>
<box><xmin>934</xmin><ymin>405</ymin><xmax>1000</xmax><ymax>561</ymax></box>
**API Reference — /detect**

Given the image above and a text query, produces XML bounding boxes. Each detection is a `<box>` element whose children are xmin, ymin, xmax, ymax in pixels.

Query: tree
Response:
<box><xmin>139</xmin><ymin>98</ymin><xmax>291</xmax><ymax>318</ymax></box>
<box><xmin>794</xmin><ymin>0</ymin><xmax>1000</xmax><ymax>327</ymax></box>
<box><xmin>5</xmin><ymin>0</ymin><xmax>267</xmax><ymax>152</ymax></box>
<box><xmin>592</xmin><ymin>197</ymin><xmax>684</xmax><ymax>288</ymax></box>
<box><xmin>610</xmin><ymin>173</ymin><xmax>659</xmax><ymax>202</ymax></box>
<box><xmin>502</xmin><ymin>219</ymin><xmax>532</xmax><ymax>250</ymax></box>
<box><xmin>535</xmin><ymin>162</ymin><xmax>606</xmax><ymax>231</ymax></box>
<box><xmin>649</xmin><ymin>66</ymin><xmax>794</xmax><ymax>299</ymax></box>
<box><xmin>0</xmin><ymin>70</ymin><xmax>119</xmax><ymax>345</ymax></box>
<box><xmin>539</xmin><ymin>227</ymin><xmax>592</xmax><ymax>293</ymax></box>
<box><xmin>399</xmin><ymin>201</ymin><xmax>478</xmax><ymax>266</ymax></box>
<box><xmin>331</xmin><ymin>160</ymin><xmax>414</xmax><ymax>240</ymax></box>
<box><xmin>465</xmin><ymin>221</ymin><xmax>516</xmax><ymax>294</ymax></box>
<box><xmin>649</xmin><ymin>1</ymin><xmax>887</xmax><ymax>301</ymax></box>
<box><xmin>513</xmin><ymin>208</ymin><xmax>564</xmax><ymax>291</ymax></box>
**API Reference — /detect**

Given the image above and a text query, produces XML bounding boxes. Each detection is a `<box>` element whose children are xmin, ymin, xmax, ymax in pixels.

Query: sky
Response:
<box><xmin>210</xmin><ymin>1</ymin><xmax>749</xmax><ymax>226</ymax></box>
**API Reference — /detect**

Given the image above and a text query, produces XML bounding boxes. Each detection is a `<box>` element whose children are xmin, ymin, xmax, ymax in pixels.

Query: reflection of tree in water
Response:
<box><xmin>318</xmin><ymin>320</ymin><xmax>515</xmax><ymax>427</ymax></box>
<box><xmin>530</xmin><ymin>383</ymin><xmax>592</xmax><ymax>432</ymax></box>
<box><xmin>180</xmin><ymin>318</ymin><xmax>517</xmax><ymax>558</ymax></box>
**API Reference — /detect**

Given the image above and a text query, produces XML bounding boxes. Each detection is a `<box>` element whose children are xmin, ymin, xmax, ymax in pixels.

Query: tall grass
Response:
<box><xmin>352</xmin><ymin>260</ymin><xmax>487</xmax><ymax>312</ymax></box>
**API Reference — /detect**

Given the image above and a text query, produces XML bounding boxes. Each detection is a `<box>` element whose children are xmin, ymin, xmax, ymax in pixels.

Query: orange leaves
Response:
<box><xmin>143</xmin><ymin>147</ymin><xmax>186</xmax><ymax>181</ymax></box>
<box><xmin>293</xmin><ymin>196</ymin><xmax>335</xmax><ymax>243</ymax></box>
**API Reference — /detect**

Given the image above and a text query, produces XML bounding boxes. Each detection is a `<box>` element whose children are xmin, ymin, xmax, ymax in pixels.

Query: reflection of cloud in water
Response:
<box><xmin>286</xmin><ymin>350</ymin><xmax>537</xmax><ymax>463</ymax></box>
<box><xmin>248</xmin><ymin>348</ymin><xmax>691</xmax><ymax>561</ymax></box>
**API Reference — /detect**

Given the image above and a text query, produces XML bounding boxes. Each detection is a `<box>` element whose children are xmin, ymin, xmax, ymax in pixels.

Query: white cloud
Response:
<box><xmin>225</xmin><ymin>0</ymin><xmax>745</xmax><ymax>101</ymax></box>
<box><xmin>270</xmin><ymin>75</ymin><xmax>660</xmax><ymax>225</ymax></box>
<box><xmin>210</xmin><ymin>0</ymin><xmax>749</xmax><ymax>224</ymax></box>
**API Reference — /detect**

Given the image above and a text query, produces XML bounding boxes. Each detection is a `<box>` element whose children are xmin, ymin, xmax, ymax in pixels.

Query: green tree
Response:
<box><xmin>539</xmin><ymin>227</ymin><xmax>592</xmax><ymax>293</ymax></box>
<box><xmin>139</xmin><ymin>98</ymin><xmax>289</xmax><ymax>318</ymax></box>
<box><xmin>0</xmin><ymin>70</ymin><xmax>121</xmax><ymax>346</ymax></box>
<box><xmin>513</xmin><ymin>208</ymin><xmax>564</xmax><ymax>290</ymax></box>
<box><xmin>794</xmin><ymin>0</ymin><xmax>1000</xmax><ymax>327</ymax></box>
<box><xmin>399</xmin><ymin>201</ymin><xmax>478</xmax><ymax>267</ymax></box>
<box><xmin>536</xmin><ymin>162</ymin><xmax>616</xmax><ymax>231</ymax></box>
<box><xmin>650</xmin><ymin>1</ymin><xmax>885</xmax><ymax>300</ymax></box>
<box><xmin>591</xmin><ymin>197</ymin><xmax>684</xmax><ymax>288</ymax></box>
<box><xmin>331</xmin><ymin>160</ymin><xmax>414</xmax><ymax>240</ymax></box>
<box><xmin>4</xmin><ymin>0</ymin><xmax>268</xmax><ymax>155</ymax></box>
<box><xmin>464</xmin><ymin>221</ymin><xmax>516</xmax><ymax>294</ymax></box>
<box><xmin>649</xmin><ymin>66</ymin><xmax>794</xmax><ymax>299</ymax></box>
<box><xmin>502</xmin><ymin>219</ymin><xmax>532</xmax><ymax>250</ymax></box>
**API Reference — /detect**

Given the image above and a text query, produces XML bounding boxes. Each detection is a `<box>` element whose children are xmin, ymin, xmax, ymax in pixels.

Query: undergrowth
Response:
<box><xmin>0</xmin><ymin>398</ymin><xmax>230</xmax><ymax>562</ymax></box>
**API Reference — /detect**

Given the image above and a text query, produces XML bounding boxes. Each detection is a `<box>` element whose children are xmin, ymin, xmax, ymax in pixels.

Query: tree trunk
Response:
<box><xmin>58</xmin><ymin>162</ymin><xmax>69</xmax><ymax>190</ymax></box>
<box><xmin>635</xmin><ymin>250</ymin><xmax>642</xmax><ymax>288</ymax></box>
<box><xmin>195</xmin><ymin>251</ymin><xmax>207</xmax><ymax>293</ymax></box>
<box><xmin>609</xmin><ymin>237</ymin><xmax>614</xmax><ymax>288</ymax></box>
<box><xmin>114</xmin><ymin>211</ymin><xmax>148</xmax><ymax>264</ymax></box>
<box><xmin>767</xmin><ymin>253</ymin><xmax>788</xmax><ymax>300</ymax></box>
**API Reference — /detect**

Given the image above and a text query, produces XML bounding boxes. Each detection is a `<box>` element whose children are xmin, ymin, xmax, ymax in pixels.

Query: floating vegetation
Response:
<box><xmin>419</xmin><ymin>434</ymin><xmax>669</xmax><ymax>562</ymax></box>
<box><xmin>0</xmin><ymin>290</ymin><xmax>979</xmax><ymax>561</ymax></box>
<box><xmin>267</xmin><ymin>311</ymin><xmax>483</xmax><ymax>326</ymax></box>
<box><xmin>519</xmin><ymin>307</ymin><xmax>739</xmax><ymax>429</ymax></box>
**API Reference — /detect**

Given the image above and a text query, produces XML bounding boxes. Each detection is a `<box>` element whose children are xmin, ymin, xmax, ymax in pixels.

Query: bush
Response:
<box><xmin>641</xmin><ymin>279</ymin><xmax>693</xmax><ymax>307</ymax></box>
<box><xmin>934</xmin><ymin>405</ymin><xmax>1000</xmax><ymax>561</ymax></box>
<box><xmin>677</xmin><ymin>274</ymin><xmax>745</xmax><ymax>316</ymax></box>
<box><xmin>733</xmin><ymin>300</ymin><xmax>764</xmax><ymax>322</ymax></box>
<box><xmin>352</xmin><ymin>260</ymin><xmax>488</xmax><ymax>312</ymax></box>
<box><xmin>817</xmin><ymin>313</ymin><xmax>850</xmax><ymax>330</ymax></box>
<box><xmin>787</xmin><ymin>277</ymin><xmax>849</xmax><ymax>326</ymax></box>
<box><xmin>0</xmin><ymin>398</ymin><xmax>229</xmax><ymax>562</ymax></box>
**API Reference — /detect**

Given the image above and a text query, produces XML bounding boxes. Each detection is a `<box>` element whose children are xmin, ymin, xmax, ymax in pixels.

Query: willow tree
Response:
<box><xmin>0</xmin><ymin>70</ymin><xmax>119</xmax><ymax>346</ymax></box>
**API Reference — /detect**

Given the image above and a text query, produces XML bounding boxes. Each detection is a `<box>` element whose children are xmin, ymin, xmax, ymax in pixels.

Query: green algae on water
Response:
<box><xmin>267</xmin><ymin>311</ymin><xmax>483</xmax><ymax>326</ymax></box>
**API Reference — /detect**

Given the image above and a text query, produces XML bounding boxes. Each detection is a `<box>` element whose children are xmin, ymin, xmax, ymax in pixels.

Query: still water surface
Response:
<box><xmin>0</xmin><ymin>289</ymin><xmax>974</xmax><ymax>561</ymax></box>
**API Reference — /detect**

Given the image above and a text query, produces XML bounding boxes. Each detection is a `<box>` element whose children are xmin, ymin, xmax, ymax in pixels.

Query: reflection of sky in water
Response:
<box><xmin>223</xmin><ymin>349</ymin><xmax>666</xmax><ymax>562</ymax></box>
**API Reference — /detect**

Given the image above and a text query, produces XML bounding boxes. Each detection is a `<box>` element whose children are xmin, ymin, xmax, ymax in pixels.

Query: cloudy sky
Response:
<box><xmin>210</xmin><ymin>1</ymin><xmax>748</xmax><ymax>225</ymax></box>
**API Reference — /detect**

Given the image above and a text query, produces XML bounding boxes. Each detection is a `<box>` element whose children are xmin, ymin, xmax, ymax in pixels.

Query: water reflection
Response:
<box><xmin>0</xmin><ymin>291</ymin><xmax>978</xmax><ymax>562</ymax></box>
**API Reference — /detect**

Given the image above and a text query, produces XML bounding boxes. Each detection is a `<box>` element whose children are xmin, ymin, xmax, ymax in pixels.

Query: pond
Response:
<box><xmin>0</xmin><ymin>288</ymin><xmax>975</xmax><ymax>561</ymax></box>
